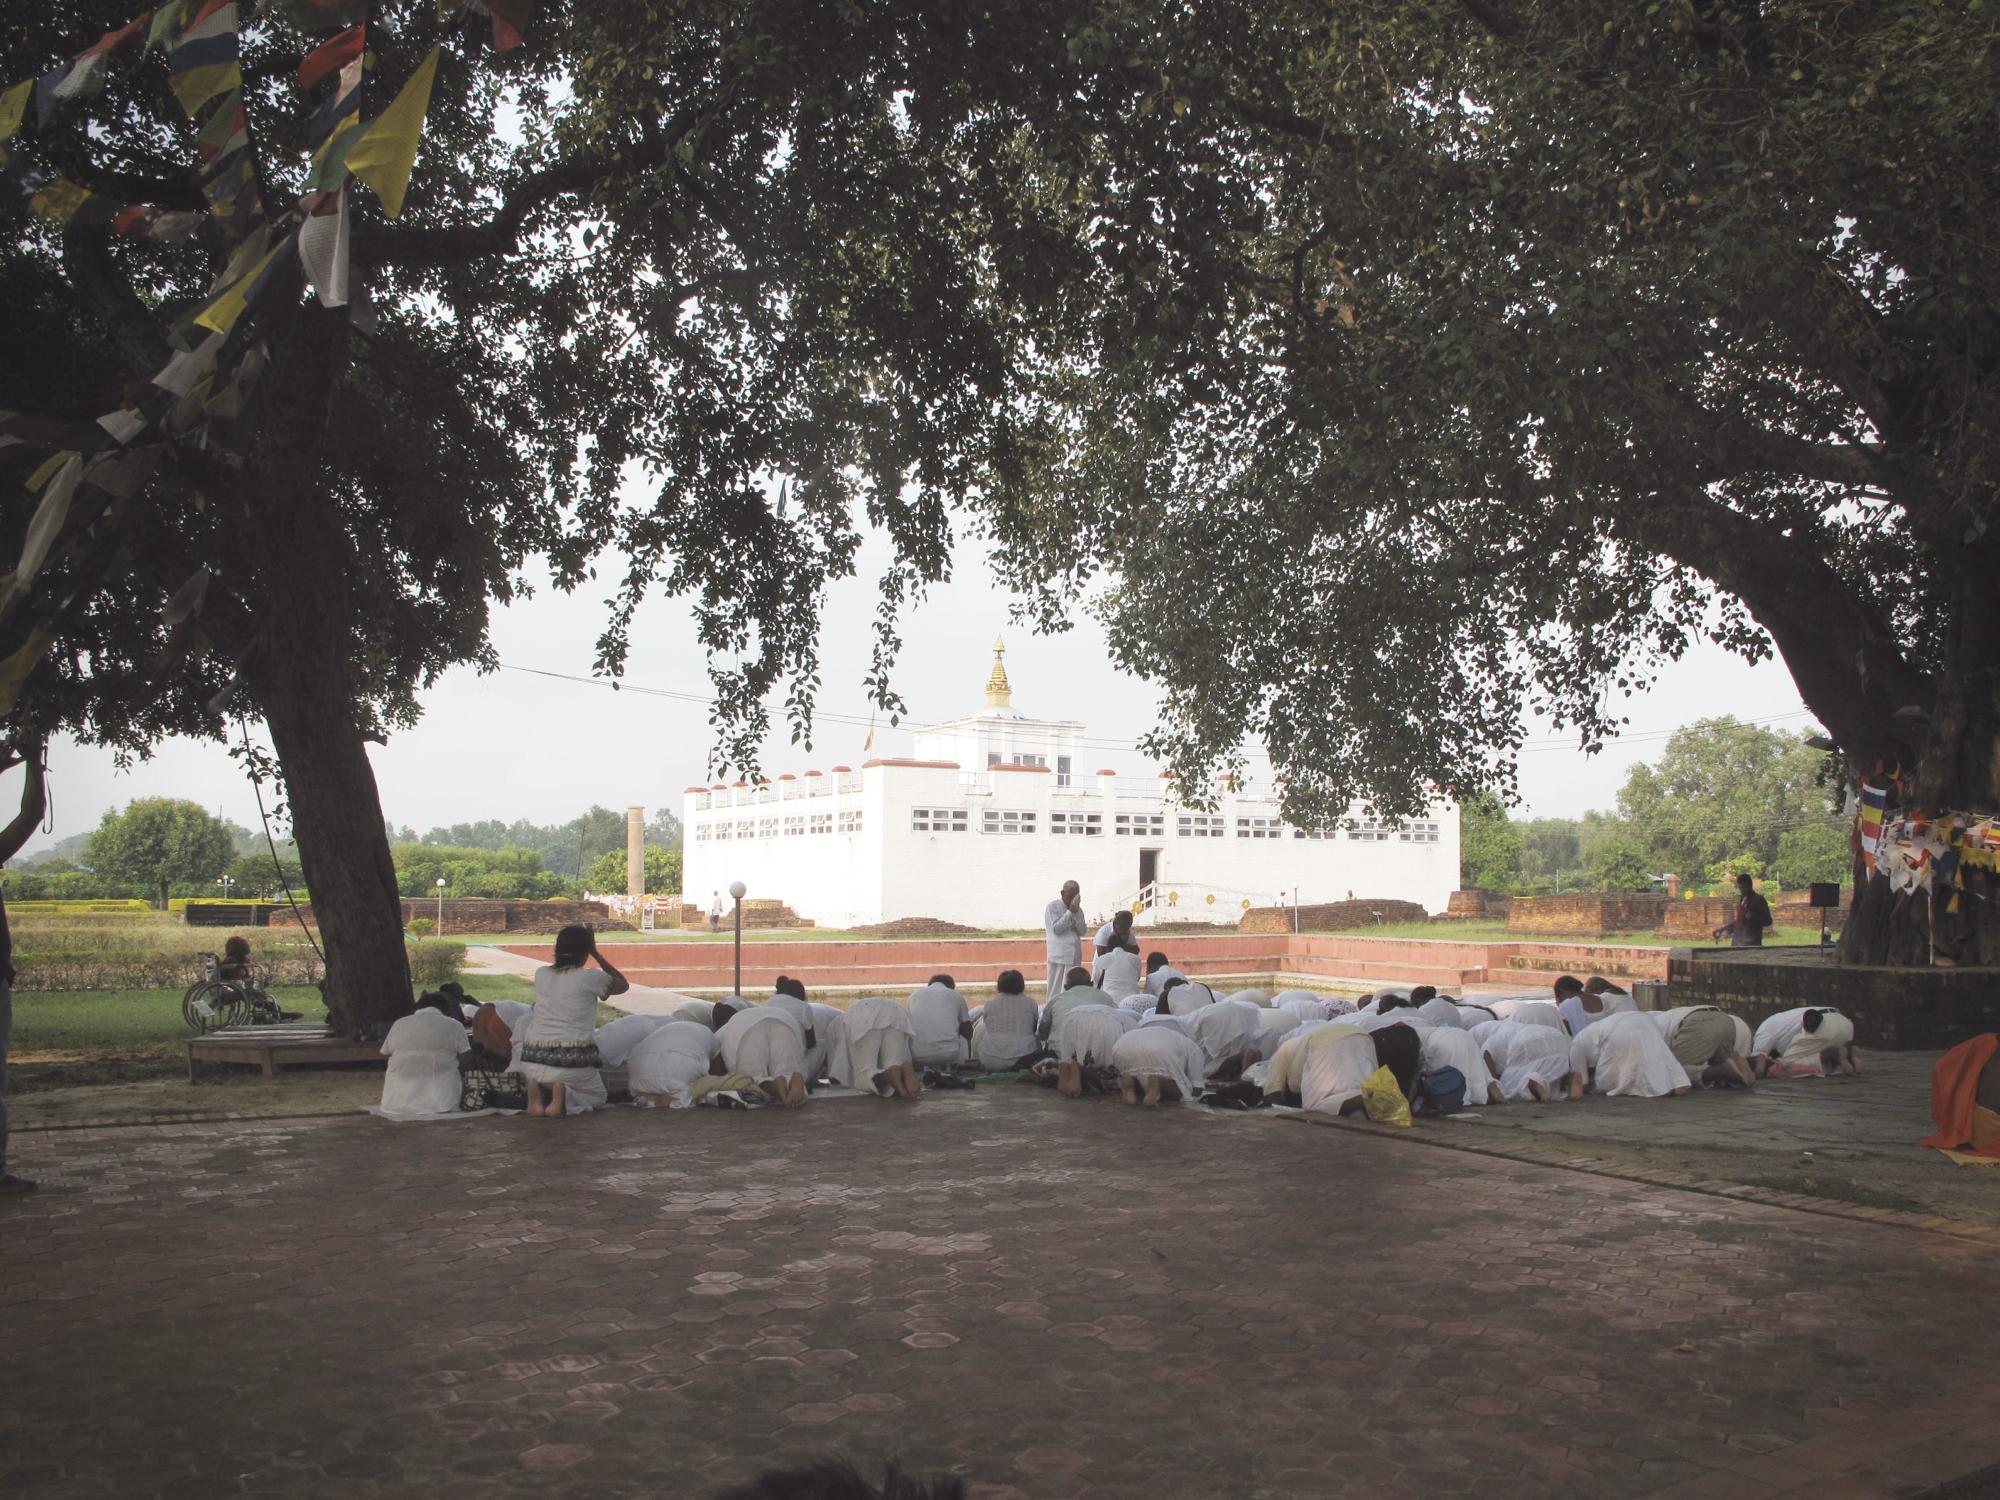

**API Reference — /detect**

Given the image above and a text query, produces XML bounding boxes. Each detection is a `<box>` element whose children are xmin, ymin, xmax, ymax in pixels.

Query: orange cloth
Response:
<box><xmin>471</xmin><ymin>1003</ymin><xmax>514</xmax><ymax>1060</ymax></box>
<box><xmin>1920</xmin><ymin>1033</ymin><xmax>2000</xmax><ymax>1156</ymax></box>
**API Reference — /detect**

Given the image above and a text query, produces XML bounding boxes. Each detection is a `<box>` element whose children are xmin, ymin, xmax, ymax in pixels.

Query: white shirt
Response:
<box><xmin>908</xmin><ymin>983</ymin><xmax>970</xmax><ymax>1063</ymax></box>
<box><xmin>716</xmin><ymin>1004</ymin><xmax>805</xmax><ymax>1072</ymax></box>
<box><xmin>1109</xmin><ymin>1025</ymin><xmax>1207</xmax><ymax>1101</ymax></box>
<box><xmin>1092</xmin><ymin>946</ymin><xmax>1143</xmax><ymax>1000</ymax></box>
<box><xmin>1559</xmin><ymin>992</ymin><xmax>1636</xmax><ymax>1038</ymax></box>
<box><xmin>1569</xmin><ymin>1012</ymin><xmax>1690</xmax><ymax>1097</ymax></box>
<box><xmin>763</xmin><ymin>993</ymin><xmax>816</xmax><ymax>1045</ymax></box>
<box><xmin>593</xmin><ymin>1013</ymin><xmax>664</xmax><ymax>1068</ymax></box>
<box><xmin>1300</xmin><ymin>1026</ymin><xmax>1380</xmax><ymax>1116</ymax></box>
<box><xmin>523</xmin><ymin>965</ymin><xmax>612</xmax><ymax>1044</ymax></box>
<box><xmin>1752</xmin><ymin>1007</ymin><xmax>1854</xmax><ymax>1065</ymax></box>
<box><xmin>627</xmin><ymin>1021</ymin><xmax>719</xmax><ymax>1105</ymax></box>
<box><xmin>1044</xmin><ymin>898</ymin><xmax>1089</xmax><ymax>962</ymax></box>
<box><xmin>378</xmin><ymin>1008</ymin><xmax>469</xmax><ymax>1118</ymax></box>
<box><xmin>1144</xmin><ymin>964</ymin><xmax>1186</xmax><ymax>997</ymax></box>
<box><xmin>1188</xmin><ymin>999</ymin><xmax>1266</xmax><ymax>1075</ymax></box>
<box><xmin>1166</xmin><ymin>980</ymin><xmax>1219</xmax><ymax>1017</ymax></box>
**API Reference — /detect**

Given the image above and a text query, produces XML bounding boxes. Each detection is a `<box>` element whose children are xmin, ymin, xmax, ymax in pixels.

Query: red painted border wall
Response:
<box><xmin>500</xmin><ymin>933</ymin><xmax>1673</xmax><ymax>994</ymax></box>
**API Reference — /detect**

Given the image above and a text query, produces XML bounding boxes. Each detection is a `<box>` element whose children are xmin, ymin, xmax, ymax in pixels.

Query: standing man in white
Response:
<box><xmin>1043</xmin><ymin>879</ymin><xmax>1089</xmax><ymax>999</ymax></box>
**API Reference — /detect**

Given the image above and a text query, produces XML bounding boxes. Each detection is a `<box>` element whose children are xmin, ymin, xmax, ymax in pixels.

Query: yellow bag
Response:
<box><xmin>1361</xmin><ymin>1065</ymin><xmax>1412</xmax><ymax>1127</ymax></box>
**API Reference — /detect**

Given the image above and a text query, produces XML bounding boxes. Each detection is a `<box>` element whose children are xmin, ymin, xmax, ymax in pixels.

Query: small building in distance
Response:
<box><xmin>680</xmin><ymin>640</ymin><xmax>1460</xmax><ymax>930</ymax></box>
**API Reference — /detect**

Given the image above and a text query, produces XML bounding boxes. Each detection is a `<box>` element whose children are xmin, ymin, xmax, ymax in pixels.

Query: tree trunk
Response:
<box><xmin>158</xmin><ymin>876</ymin><xmax>169</xmax><ymax>912</ymax></box>
<box><xmin>233</xmin><ymin>297</ymin><xmax>411</xmax><ymax>1034</ymax></box>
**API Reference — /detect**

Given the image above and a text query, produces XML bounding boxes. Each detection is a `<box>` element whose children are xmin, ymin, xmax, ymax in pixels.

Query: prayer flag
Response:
<box><xmin>193</xmin><ymin>232</ymin><xmax>293</xmax><ymax>334</ymax></box>
<box><xmin>472</xmin><ymin>0</ymin><xmax>535</xmax><ymax>52</ymax></box>
<box><xmin>297</xmin><ymin>184</ymin><xmax>350</xmax><ymax>307</ymax></box>
<box><xmin>0</xmin><ymin>79</ymin><xmax>30</xmax><ymax>141</ymax></box>
<box><xmin>28</xmin><ymin>176</ymin><xmax>96</xmax><ymax>226</ymax></box>
<box><xmin>346</xmin><ymin>45</ymin><xmax>439</xmax><ymax>217</ymax></box>
<box><xmin>1858</xmin><ymin>782</ymin><xmax>1887</xmax><ymax>874</ymax></box>
<box><xmin>267</xmin><ymin>0</ymin><xmax>369</xmax><ymax>30</ymax></box>
<box><xmin>18</xmin><ymin>453</ymin><xmax>82</xmax><ymax>585</ymax></box>
<box><xmin>299</xmin><ymin>24</ymin><xmax>363</xmax><ymax>90</ymax></box>
<box><xmin>168</xmin><ymin>2</ymin><xmax>241</xmax><ymax>115</ymax></box>
<box><xmin>46</xmin><ymin>12</ymin><xmax>153</xmax><ymax>103</ymax></box>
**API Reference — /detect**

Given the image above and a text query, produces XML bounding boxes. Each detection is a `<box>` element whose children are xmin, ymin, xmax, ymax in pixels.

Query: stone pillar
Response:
<box><xmin>626</xmin><ymin>805</ymin><xmax>645</xmax><ymax>901</ymax></box>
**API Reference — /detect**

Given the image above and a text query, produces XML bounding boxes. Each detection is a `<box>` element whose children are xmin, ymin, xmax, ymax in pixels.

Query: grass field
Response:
<box><xmin>1352</xmin><ymin>919</ymin><xmax>1833</xmax><ymax>948</ymax></box>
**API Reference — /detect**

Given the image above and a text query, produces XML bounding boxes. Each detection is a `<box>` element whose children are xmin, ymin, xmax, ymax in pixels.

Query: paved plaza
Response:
<box><xmin>6</xmin><ymin>1087</ymin><xmax>2000</xmax><ymax>1499</ymax></box>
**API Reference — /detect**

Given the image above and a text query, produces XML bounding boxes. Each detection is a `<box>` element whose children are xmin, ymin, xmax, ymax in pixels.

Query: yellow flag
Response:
<box><xmin>194</xmin><ymin>240</ymin><xmax>285</xmax><ymax>335</ymax></box>
<box><xmin>0</xmin><ymin>79</ymin><xmax>31</xmax><ymax>142</ymax></box>
<box><xmin>346</xmin><ymin>45</ymin><xmax>438</xmax><ymax>218</ymax></box>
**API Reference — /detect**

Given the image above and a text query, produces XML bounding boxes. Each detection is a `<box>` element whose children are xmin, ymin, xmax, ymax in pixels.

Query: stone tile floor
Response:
<box><xmin>5</xmin><ymin>1087</ymin><xmax>2000</xmax><ymax>1499</ymax></box>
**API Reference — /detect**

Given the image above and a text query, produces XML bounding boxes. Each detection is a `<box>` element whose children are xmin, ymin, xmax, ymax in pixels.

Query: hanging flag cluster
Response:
<box><xmin>0</xmin><ymin>0</ymin><xmax>537</xmax><ymax>715</ymax></box>
<box><xmin>1870</xmin><ymin>812</ymin><xmax>2000</xmax><ymax>905</ymax></box>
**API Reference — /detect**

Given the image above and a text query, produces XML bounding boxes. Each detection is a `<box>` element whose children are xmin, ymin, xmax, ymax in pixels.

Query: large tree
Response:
<box><xmin>84</xmin><ymin>796</ymin><xmax>235</xmax><ymax>908</ymax></box>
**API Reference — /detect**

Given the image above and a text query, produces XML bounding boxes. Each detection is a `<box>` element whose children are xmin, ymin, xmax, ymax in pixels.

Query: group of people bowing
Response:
<box><xmin>374</xmin><ymin>922</ymin><xmax>1864</xmax><ymax>1120</ymax></box>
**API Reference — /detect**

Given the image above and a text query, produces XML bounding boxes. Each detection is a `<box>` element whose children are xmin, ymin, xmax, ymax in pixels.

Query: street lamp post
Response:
<box><xmin>729</xmin><ymin>879</ymin><xmax>747</xmax><ymax>997</ymax></box>
<box><xmin>435</xmin><ymin>876</ymin><xmax>446</xmax><ymax>935</ymax></box>
<box><xmin>215</xmin><ymin>873</ymin><xmax>234</xmax><ymax>903</ymax></box>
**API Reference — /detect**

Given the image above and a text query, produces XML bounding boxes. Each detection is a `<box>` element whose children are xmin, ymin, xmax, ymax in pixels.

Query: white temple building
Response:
<box><xmin>680</xmin><ymin>641</ymin><xmax>1461</xmax><ymax>930</ymax></box>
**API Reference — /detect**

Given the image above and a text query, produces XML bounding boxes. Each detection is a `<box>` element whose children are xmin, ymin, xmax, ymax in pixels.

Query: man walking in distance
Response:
<box><xmin>1714</xmin><ymin>872</ymin><xmax>1774</xmax><ymax>947</ymax></box>
<box><xmin>709</xmin><ymin>890</ymin><xmax>723</xmax><ymax>934</ymax></box>
<box><xmin>1044</xmin><ymin>880</ymin><xmax>1088</xmax><ymax>999</ymax></box>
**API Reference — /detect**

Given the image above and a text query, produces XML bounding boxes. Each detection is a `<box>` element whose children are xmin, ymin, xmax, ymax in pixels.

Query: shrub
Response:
<box><xmin>407</xmin><ymin>916</ymin><xmax>435</xmax><ymax>936</ymax></box>
<box><xmin>409</xmin><ymin>937</ymin><xmax>467</xmax><ymax>986</ymax></box>
<box><xmin>10</xmin><ymin>914</ymin><xmax>324</xmax><ymax>990</ymax></box>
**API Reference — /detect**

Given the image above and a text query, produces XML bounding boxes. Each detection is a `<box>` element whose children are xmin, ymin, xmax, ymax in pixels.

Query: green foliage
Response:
<box><xmin>1458</xmin><ymin>794</ymin><xmax>1522</xmax><ymax>894</ymax></box>
<box><xmin>1517</xmin><ymin>819</ymin><xmax>1586</xmax><ymax>894</ymax></box>
<box><xmin>407</xmin><ymin>917</ymin><xmax>435</xmax><ymax>936</ymax></box>
<box><xmin>1617</xmin><ymin>719</ymin><xmax>1839</xmax><ymax>885</ymax></box>
<box><xmin>408</xmin><ymin>938</ymin><xmax>467</xmax><ymax>987</ymax></box>
<box><xmin>390</xmin><ymin>843</ymin><xmax>565</xmax><ymax>900</ymax></box>
<box><xmin>84</xmin><ymin>800</ymin><xmax>237</xmax><ymax>908</ymax></box>
<box><xmin>8</xmin><ymin>914</ymin><xmax>323</xmax><ymax>991</ymax></box>
<box><xmin>1703</xmin><ymin>854</ymin><xmax>1768</xmax><ymax>889</ymax></box>
<box><xmin>583</xmin><ymin>845</ymin><xmax>683</xmax><ymax>895</ymax></box>
<box><xmin>1586</xmin><ymin>834</ymin><xmax>1657</xmax><ymax>893</ymax></box>
<box><xmin>1772</xmin><ymin>823</ymin><xmax>1853</xmax><ymax>891</ymax></box>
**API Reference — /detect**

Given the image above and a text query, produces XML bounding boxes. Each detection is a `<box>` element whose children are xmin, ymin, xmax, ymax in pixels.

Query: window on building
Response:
<box><xmin>1236</xmin><ymin>816</ymin><xmax>1281</xmax><ymax>839</ymax></box>
<box><xmin>983</xmin><ymin>809</ymin><xmax>1037</xmax><ymax>835</ymax></box>
<box><xmin>1347</xmin><ymin>818</ymin><xmax>1391</xmax><ymax>842</ymax></box>
<box><xmin>695</xmin><ymin>823</ymin><xmax>711</xmax><ymax>842</ymax></box>
<box><xmin>758</xmin><ymin>817</ymin><xmax>778</xmax><ymax>838</ymax></box>
<box><xmin>1115</xmin><ymin>813</ymin><xmax>1165</xmax><ymax>838</ymax></box>
<box><xmin>782</xmin><ymin>816</ymin><xmax>804</xmax><ymax>836</ymax></box>
<box><xmin>987</xmin><ymin>752</ymin><xmax>1001</xmax><ymax>767</ymax></box>
<box><xmin>1177</xmin><ymin>814</ymin><xmax>1225</xmax><ymax>838</ymax></box>
<box><xmin>1056</xmin><ymin>755</ymin><xmax>1072</xmax><ymax>788</ymax></box>
<box><xmin>1399</xmin><ymin>821</ymin><xmax>1442</xmax><ymax>843</ymax></box>
<box><xmin>838</xmin><ymin>810</ymin><xmax>863</xmax><ymax>834</ymax></box>
<box><xmin>1291</xmin><ymin>826</ymin><xmax>1332</xmax><ymax>840</ymax></box>
<box><xmin>1013</xmin><ymin>753</ymin><xmax>1046</xmax><ymax>767</ymax></box>
<box><xmin>809</xmin><ymin>812</ymin><xmax>833</xmax><ymax>835</ymax></box>
<box><xmin>1050</xmin><ymin>811</ymin><xmax>1101</xmax><ymax>837</ymax></box>
<box><xmin>911</xmin><ymin>808</ymin><xmax>969</xmax><ymax>833</ymax></box>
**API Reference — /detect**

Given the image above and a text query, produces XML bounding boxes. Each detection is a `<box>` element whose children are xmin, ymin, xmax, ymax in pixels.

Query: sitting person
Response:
<box><xmin>763</xmin><ymin>976</ymin><xmax>819</xmax><ymax>1056</ymax></box>
<box><xmin>1751</xmin><ymin>1006</ymin><xmax>1862</xmax><ymax>1077</ymax></box>
<box><xmin>1143</xmin><ymin>951</ymin><xmax>1186</xmax><ymax>997</ymax></box>
<box><xmin>217</xmin><ymin>934</ymin><xmax>301</xmax><ymax>1020</ymax></box>
<box><xmin>1056</xmin><ymin>1003</ymin><xmax>1138</xmax><ymax>1098</ymax></box>
<box><xmin>1493</xmin><ymin>1022</ymin><xmax>1575</xmax><ymax>1103</ymax></box>
<box><xmin>1162</xmin><ymin>976</ymin><xmax>1219</xmax><ymax>1016</ymax></box>
<box><xmin>519</xmin><ymin>925</ymin><xmax>628</xmax><ymax>1118</ymax></box>
<box><xmin>843</xmin><ymin>995</ymin><xmax>923</xmax><ymax>1099</ymax></box>
<box><xmin>1555</xmin><ymin>973</ymin><xmax>1634</xmax><ymax>1038</ymax></box>
<box><xmin>628</xmin><ymin>1020</ymin><xmax>722</xmax><ymax>1108</ymax></box>
<box><xmin>377</xmin><ymin>1003</ymin><xmax>470</xmax><ymax>1117</ymax></box>
<box><xmin>1652</xmin><ymin>1005</ymin><xmax>1756</xmax><ymax>1088</ymax></box>
<box><xmin>1418</xmin><ymin>1021</ymin><xmax>1503</xmax><ymax>1106</ymax></box>
<box><xmin>908</xmin><ymin>976</ymin><xmax>972</xmax><ymax>1070</ymax></box>
<box><xmin>1039</xmin><ymin>967</ymin><xmax>1113</xmax><ymax>1045</ymax></box>
<box><xmin>1410</xmin><ymin>985</ymin><xmax>1468</xmax><ymax>1031</ymax></box>
<box><xmin>1092</xmin><ymin>917</ymin><xmax>1145</xmax><ymax>1000</ymax></box>
<box><xmin>805</xmin><ymin>1000</ymin><xmax>851</xmax><ymax>1088</ymax></box>
<box><xmin>1263</xmin><ymin>1022</ymin><xmax>1378</xmax><ymax>1116</ymax></box>
<box><xmin>712</xmin><ymin>1000</ymin><xmax>809</xmax><ymax>1108</ymax></box>
<box><xmin>974</xmin><ymin>970</ymin><xmax>1044</xmax><ymax>1071</ymax></box>
<box><xmin>461</xmin><ymin>1002</ymin><xmax>528</xmax><ymax>1111</ymax></box>
<box><xmin>1567</xmin><ymin>1010</ymin><xmax>1692</xmax><ymax>1099</ymax></box>
<box><xmin>1109</xmin><ymin>1022</ymin><xmax>1208</xmax><ymax>1107</ymax></box>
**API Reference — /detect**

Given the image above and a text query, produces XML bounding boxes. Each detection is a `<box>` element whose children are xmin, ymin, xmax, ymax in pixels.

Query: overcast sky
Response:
<box><xmin>19</xmin><ymin>530</ymin><xmax>1810</xmax><ymax>857</ymax></box>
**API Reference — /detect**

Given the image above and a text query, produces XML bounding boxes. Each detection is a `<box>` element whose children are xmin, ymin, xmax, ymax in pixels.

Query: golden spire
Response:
<box><xmin>984</xmin><ymin>634</ymin><xmax>1012</xmax><ymax>708</ymax></box>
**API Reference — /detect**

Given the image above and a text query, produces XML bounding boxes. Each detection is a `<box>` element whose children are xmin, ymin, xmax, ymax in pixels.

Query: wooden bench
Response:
<box><xmin>185</xmin><ymin>1024</ymin><xmax>385</xmax><ymax>1081</ymax></box>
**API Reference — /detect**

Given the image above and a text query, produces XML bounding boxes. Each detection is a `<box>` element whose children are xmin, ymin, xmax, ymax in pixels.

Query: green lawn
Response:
<box><xmin>1340</xmin><ymin>920</ymin><xmax>1833</xmax><ymax>948</ymax></box>
<box><xmin>460</xmin><ymin>928</ymin><xmax>1043</xmax><ymax>946</ymax></box>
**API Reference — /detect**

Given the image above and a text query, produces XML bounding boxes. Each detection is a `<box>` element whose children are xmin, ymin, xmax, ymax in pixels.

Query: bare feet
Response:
<box><xmin>896</xmin><ymin>1064</ymin><xmax>923</xmax><ymax>1099</ymax></box>
<box><xmin>1528</xmin><ymin>1079</ymin><xmax>1550</xmax><ymax>1103</ymax></box>
<box><xmin>548</xmin><ymin>1082</ymin><xmax>566</xmax><ymax>1117</ymax></box>
<box><xmin>1058</xmin><ymin>1061</ymin><xmax>1082</xmax><ymax>1099</ymax></box>
<box><xmin>1120</xmin><ymin>1077</ymin><xmax>1139</xmax><ymax>1106</ymax></box>
<box><xmin>1846</xmin><ymin>1048</ymin><xmax>1864</xmax><ymax>1074</ymax></box>
<box><xmin>1487</xmin><ymin>1082</ymin><xmax>1504</xmax><ymax>1105</ymax></box>
<box><xmin>1671</xmin><ymin>1085</ymin><xmax>1691</xmax><ymax>1096</ymax></box>
<box><xmin>1143</xmin><ymin>1078</ymin><xmax>1163</xmax><ymax>1108</ymax></box>
<box><xmin>872</xmin><ymin>1070</ymin><xmax>897</xmax><ymax>1097</ymax></box>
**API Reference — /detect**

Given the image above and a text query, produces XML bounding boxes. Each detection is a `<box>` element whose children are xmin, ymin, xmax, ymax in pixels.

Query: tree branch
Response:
<box><xmin>60</xmin><ymin>227</ymin><xmax>172</xmax><ymax>378</ymax></box>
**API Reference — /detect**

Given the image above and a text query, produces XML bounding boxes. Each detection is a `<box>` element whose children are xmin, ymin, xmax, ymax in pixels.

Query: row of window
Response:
<box><xmin>696</xmin><ymin>809</ymin><xmax>1440</xmax><ymax>843</ymax></box>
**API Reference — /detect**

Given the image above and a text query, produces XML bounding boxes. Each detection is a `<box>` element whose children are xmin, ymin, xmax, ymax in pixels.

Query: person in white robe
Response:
<box><xmin>908</xmin><ymin>979</ymin><xmax>972</xmax><ymax>1068</ymax></box>
<box><xmin>1419</xmin><ymin>1023</ymin><xmax>1502</xmax><ymax>1106</ymax></box>
<box><xmin>1751</xmin><ymin>1007</ymin><xmax>1861</xmax><ymax>1077</ymax></box>
<box><xmin>1497</xmin><ymin>1025</ymin><xmax>1575</xmax><ymax>1102</ymax></box>
<box><xmin>714</xmin><ymin>1003</ymin><xmax>809</xmax><ymax>1107</ymax></box>
<box><xmin>594</xmin><ymin>1013</ymin><xmax>665</xmax><ymax>1078</ymax></box>
<box><xmin>974</xmin><ymin>970</ymin><xmax>1043</xmax><ymax>1071</ymax></box>
<box><xmin>1116</xmin><ymin>991</ymin><xmax>1157</xmax><ymax>1014</ymax></box>
<box><xmin>1454</xmin><ymin>1001</ymin><xmax>1499</xmax><ymax>1029</ymax></box>
<box><xmin>763</xmin><ymin>979</ymin><xmax>819</xmax><ymax>1058</ymax></box>
<box><xmin>489</xmin><ymin>999</ymin><xmax>533</xmax><ymax>1029</ymax></box>
<box><xmin>518</xmin><ymin>926</ymin><xmax>628</xmax><ymax>1118</ymax></box>
<box><xmin>1144</xmin><ymin>953</ymin><xmax>1186</xmax><ymax>997</ymax></box>
<box><xmin>1263</xmin><ymin>1024</ymin><xmax>1378</xmax><ymax>1116</ymax></box>
<box><xmin>1556</xmin><ymin>975</ymin><xmax>1637</xmax><ymax>1038</ymax></box>
<box><xmin>1164</xmin><ymin>978</ymin><xmax>1219</xmax><ymax>1016</ymax></box>
<box><xmin>1567</xmin><ymin>1011</ymin><xmax>1691</xmax><ymax>1099</ymax></box>
<box><xmin>1223</xmin><ymin>987</ymin><xmax>1271</xmax><ymax>1008</ymax></box>
<box><xmin>1254</xmin><ymin>1007</ymin><xmax>1303</xmax><ymax>1059</ymax></box>
<box><xmin>628</xmin><ymin>1021</ymin><xmax>721</xmax><ymax>1107</ymax></box>
<box><xmin>843</xmin><ymin>996</ymin><xmax>921</xmax><ymax>1098</ymax></box>
<box><xmin>1040</xmin><ymin>969</ymin><xmax>1113</xmax><ymax>1045</ymax></box>
<box><xmin>672</xmin><ymin>999</ymin><xmax>718</xmax><ymax>1025</ymax></box>
<box><xmin>1110</xmin><ymin>1024</ymin><xmax>1208</xmax><ymax>1106</ymax></box>
<box><xmin>1044</xmin><ymin>881</ymin><xmax>1090</xmax><ymax>1000</ymax></box>
<box><xmin>1057</xmin><ymin>1005</ymin><xmax>1138</xmax><ymax>1098</ymax></box>
<box><xmin>1650</xmin><ymin>1006</ymin><xmax>1755</xmax><ymax>1087</ymax></box>
<box><xmin>805</xmin><ymin>1000</ymin><xmax>851</xmax><ymax>1087</ymax></box>
<box><xmin>1092</xmin><ymin>942</ymin><xmax>1144</xmax><ymax>1001</ymax></box>
<box><xmin>377</xmin><ymin>1006</ymin><xmax>470</xmax><ymax>1118</ymax></box>
<box><xmin>1187</xmin><ymin>997</ymin><xmax>1267</xmax><ymax>1079</ymax></box>
<box><xmin>1416</xmin><ymin>996</ymin><xmax>1467</xmax><ymax>1030</ymax></box>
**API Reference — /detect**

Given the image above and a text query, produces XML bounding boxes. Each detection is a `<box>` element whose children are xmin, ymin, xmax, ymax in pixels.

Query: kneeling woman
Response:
<box><xmin>519</xmin><ymin>925</ymin><xmax>630</xmax><ymax>1118</ymax></box>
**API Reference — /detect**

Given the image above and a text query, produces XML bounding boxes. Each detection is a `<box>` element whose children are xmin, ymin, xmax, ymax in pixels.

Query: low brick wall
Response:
<box><xmin>282</xmin><ymin>898</ymin><xmax>618</xmax><ymax>935</ymax></box>
<box><xmin>1659</xmin><ymin>899</ymin><xmax>1736</xmax><ymax>937</ymax></box>
<box><xmin>1664</xmin><ymin>946</ymin><xmax>2000</xmax><ymax>1050</ymax></box>
<box><xmin>1508</xmin><ymin>894</ymin><xmax>1668</xmax><ymax>936</ymax></box>
<box><xmin>1239</xmin><ymin>899</ymin><xmax>1430</xmax><ymax>935</ymax></box>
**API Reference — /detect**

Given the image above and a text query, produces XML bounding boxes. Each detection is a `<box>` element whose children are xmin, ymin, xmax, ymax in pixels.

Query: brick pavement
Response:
<box><xmin>5</xmin><ymin>1089</ymin><xmax>2000</xmax><ymax>1500</ymax></box>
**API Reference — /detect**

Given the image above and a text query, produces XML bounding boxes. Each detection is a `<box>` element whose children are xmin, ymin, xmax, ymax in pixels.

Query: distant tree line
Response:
<box><xmin>1461</xmin><ymin>718</ymin><xmax>1850</xmax><ymax>896</ymax></box>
